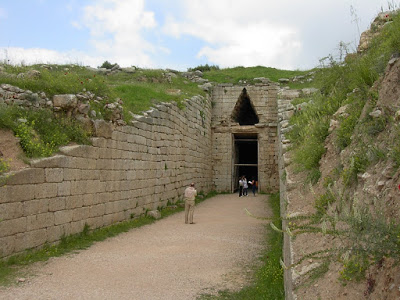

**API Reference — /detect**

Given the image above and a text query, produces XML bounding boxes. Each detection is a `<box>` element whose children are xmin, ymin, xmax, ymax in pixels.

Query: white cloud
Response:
<box><xmin>79</xmin><ymin>0</ymin><xmax>159</xmax><ymax>67</ymax></box>
<box><xmin>162</xmin><ymin>0</ymin><xmax>304</xmax><ymax>69</ymax></box>
<box><xmin>0</xmin><ymin>47</ymin><xmax>105</xmax><ymax>67</ymax></box>
<box><xmin>161</xmin><ymin>0</ymin><xmax>391</xmax><ymax>69</ymax></box>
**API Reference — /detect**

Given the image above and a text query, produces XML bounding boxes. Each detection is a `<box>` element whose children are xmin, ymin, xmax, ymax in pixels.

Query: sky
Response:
<box><xmin>0</xmin><ymin>0</ymin><xmax>397</xmax><ymax>71</ymax></box>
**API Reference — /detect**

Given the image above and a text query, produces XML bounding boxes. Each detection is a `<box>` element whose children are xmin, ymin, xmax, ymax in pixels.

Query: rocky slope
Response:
<box><xmin>284</xmin><ymin>10</ymin><xmax>400</xmax><ymax>300</ymax></box>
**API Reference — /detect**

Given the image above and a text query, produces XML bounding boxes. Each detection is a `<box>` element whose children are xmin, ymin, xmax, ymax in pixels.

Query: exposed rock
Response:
<box><xmin>254</xmin><ymin>77</ymin><xmax>271</xmax><ymax>83</ymax></box>
<box><xmin>199</xmin><ymin>82</ymin><xmax>213</xmax><ymax>92</ymax></box>
<box><xmin>147</xmin><ymin>210</ymin><xmax>161</xmax><ymax>219</ymax></box>
<box><xmin>279</xmin><ymin>78</ymin><xmax>290</xmax><ymax>84</ymax></box>
<box><xmin>53</xmin><ymin>94</ymin><xmax>78</xmax><ymax>109</ymax></box>
<box><xmin>166</xmin><ymin>89</ymin><xmax>182</xmax><ymax>96</ymax></box>
<box><xmin>333</xmin><ymin>105</ymin><xmax>349</xmax><ymax>118</ymax></box>
<box><xmin>93</xmin><ymin>119</ymin><xmax>113</xmax><ymax>138</ymax></box>
<box><xmin>301</xmin><ymin>88</ymin><xmax>319</xmax><ymax>95</ymax></box>
<box><xmin>26</xmin><ymin>70</ymin><xmax>41</xmax><ymax>79</ymax></box>
<box><xmin>369</xmin><ymin>109</ymin><xmax>382</xmax><ymax>118</ymax></box>
<box><xmin>329</xmin><ymin>119</ymin><xmax>339</xmax><ymax>132</ymax></box>
<box><xmin>121</xmin><ymin>67</ymin><xmax>136</xmax><ymax>73</ymax></box>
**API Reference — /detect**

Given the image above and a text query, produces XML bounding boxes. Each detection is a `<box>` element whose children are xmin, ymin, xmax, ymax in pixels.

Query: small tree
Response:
<box><xmin>100</xmin><ymin>61</ymin><xmax>116</xmax><ymax>69</ymax></box>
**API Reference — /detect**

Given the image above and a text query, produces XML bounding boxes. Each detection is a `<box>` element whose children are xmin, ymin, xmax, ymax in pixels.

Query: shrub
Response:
<box><xmin>342</xmin><ymin>151</ymin><xmax>369</xmax><ymax>186</ymax></box>
<box><xmin>315</xmin><ymin>190</ymin><xmax>335</xmax><ymax>215</ymax></box>
<box><xmin>0</xmin><ymin>158</ymin><xmax>10</xmax><ymax>175</ymax></box>
<box><xmin>187</xmin><ymin>64</ymin><xmax>220</xmax><ymax>72</ymax></box>
<box><xmin>99</xmin><ymin>61</ymin><xmax>117</xmax><ymax>69</ymax></box>
<box><xmin>0</xmin><ymin>107</ymin><xmax>90</xmax><ymax>158</ymax></box>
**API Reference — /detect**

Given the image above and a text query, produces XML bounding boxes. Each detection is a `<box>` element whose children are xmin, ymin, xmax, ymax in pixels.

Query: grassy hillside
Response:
<box><xmin>0</xmin><ymin>62</ymin><xmax>311</xmax><ymax>163</ymax></box>
<box><xmin>202</xmin><ymin>65</ymin><xmax>311</xmax><ymax>88</ymax></box>
<box><xmin>284</xmin><ymin>10</ymin><xmax>400</xmax><ymax>298</ymax></box>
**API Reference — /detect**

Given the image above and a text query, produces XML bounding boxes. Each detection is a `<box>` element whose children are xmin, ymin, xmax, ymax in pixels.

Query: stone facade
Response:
<box><xmin>0</xmin><ymin>82</ymin><xmax>281</xmax><ymax>259</ymax></box>
<box><xmin>0</xmin><ymin>95</ymin><xmax>213</xmax><ymax>258</ymax></box>
<box><xmin>211</xmin><ymin>83</ymin><xmax>279</xmax><ymax>193</ymax></box>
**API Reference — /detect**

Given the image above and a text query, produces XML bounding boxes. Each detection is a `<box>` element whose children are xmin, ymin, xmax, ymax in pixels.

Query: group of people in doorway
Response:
<box><xmin>183</xmin><ymin>177</ymin><xmax>258</xmax><ymax>224</ymax></box>
<box><xmin>238</xmin><ymin>176</ymin><xmax>257</xmax><ymax>197</ymax></box>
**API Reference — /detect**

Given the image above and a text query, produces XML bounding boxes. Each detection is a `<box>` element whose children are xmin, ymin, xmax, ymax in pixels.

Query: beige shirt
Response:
<box><xmin>184</xmin><ymin>186</ymin><xmax>197</xmax><ymax>201</ymax></box>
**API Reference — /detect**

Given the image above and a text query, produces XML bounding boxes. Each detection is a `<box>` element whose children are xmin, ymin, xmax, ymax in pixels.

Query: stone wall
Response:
<box><xmin>0</xmin><ymin>95</ymin><xmax>213</xmax><ymax>259</ymax></box>
<box><xmin>211</xmin><ymin>84</ymin><xmax>279</xmax><ymax>193</ymax></box>
<box><xmin>277</xmin><ymin>88</ymin><xmax>314</xmax><ymax>300</ymax></box>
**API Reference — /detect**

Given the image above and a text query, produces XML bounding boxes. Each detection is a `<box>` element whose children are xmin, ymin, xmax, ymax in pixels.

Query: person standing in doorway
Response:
<box><xmin>184</xmin><ymin>182</ymin><xmax>197</xmax><ymax>224</ymax></box>
<box><xmin>239</xmin><ymin>176</ymin><xmax>244</xmax><ymax>197</ymax></box>
<box><xmin>251</xmin><ymin>177</ymin><xmax>256</xmax><ymax>196</ymax></box>
<box><xmin>243</xmin><ymin>176</ymin><xmax>248</xmax><ymax>196</ymax></box>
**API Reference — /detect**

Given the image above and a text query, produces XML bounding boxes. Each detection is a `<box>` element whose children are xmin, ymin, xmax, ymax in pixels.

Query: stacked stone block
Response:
<box><xmin>0</xmin><ymin>95</ymin><xmax>212</xmax><ymax>259</ymax></box>
<box><xmin>211</xmin><ymin>84</ymin><xmax>279</xmax><ymax>193</ymax></box>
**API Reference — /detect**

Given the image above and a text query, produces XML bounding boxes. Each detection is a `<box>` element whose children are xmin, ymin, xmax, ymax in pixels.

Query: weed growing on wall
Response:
<box><xmin>0</xmin><ymin>158</ymin><xmax>10</xmax><ymax>175</ymax></box>
<box><xmin>0</xmin><ymin>106</ymin><xmax>90</xmax><ymax>158</ymax></box>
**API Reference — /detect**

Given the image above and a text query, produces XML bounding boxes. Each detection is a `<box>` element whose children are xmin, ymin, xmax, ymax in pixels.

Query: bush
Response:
<box><xmin>187</xmin><ymin>64</ymin><xmax>220</xmax><ymax>72</ymax></box>
<box><xmin>0</xmin><ymin>107</ymin><xmax>90</xmax><ymax>158</ymax></box>
<box><xmin>315</xmin><ymin>190</ymin><xmax>335</xmax><ymax>215</ymax></box>
<box><xmin>99</xmin><ymin>61</ymin><xmax>117</xmax><ymax>69</ymax></box>
<box><xmin>0</xmin><ymin>158</ymin><xmax>10</xmax><ymax>175</ymax></box>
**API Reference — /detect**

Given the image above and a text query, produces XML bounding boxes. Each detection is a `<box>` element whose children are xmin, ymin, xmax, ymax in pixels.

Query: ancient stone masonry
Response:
<box><xmin>212</xmin><ymin>83</ymin><xmax>279</xmax><ymax>193</ymax></box>
<box><xmin>0</xmin><ymin>94</ymin><xmax>213</xmax><ymax>259</ymax></box>
<box><xmin>0</xmin><ymin>80</ymin><xmax>283</xmax><ymax>259</ymax></box>
<box><xmin>277</xmin><ymin>87</ymin><xmax>320</xmax><ymax>300</ymax></box>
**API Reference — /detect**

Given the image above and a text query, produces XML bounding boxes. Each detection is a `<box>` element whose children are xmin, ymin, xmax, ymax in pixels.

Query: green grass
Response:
<box><xmin>200</xmin><ymin>193</ymin><xmax>284</xmax><ymax>300</ymax></box>
<box><xmin>0</xmin><ymin>106</ymin><xmax>91</xmax><ymax>158</ymax></box>
<box><xmin>202</xmin><ymin>65</ymin><xmax>311</xmax><ymax>88</ymax></box>
<box><xmin>287</xmin><ymin>11</ymin><xmax>400</xmax><ymax>185</ymax></box>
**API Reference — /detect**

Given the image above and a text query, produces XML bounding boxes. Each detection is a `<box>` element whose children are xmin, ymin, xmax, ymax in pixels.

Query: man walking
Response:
<box><xmin>184</xmin><ymin>182</ymin><xmax>197</xmax><ymax>224</ymax></box>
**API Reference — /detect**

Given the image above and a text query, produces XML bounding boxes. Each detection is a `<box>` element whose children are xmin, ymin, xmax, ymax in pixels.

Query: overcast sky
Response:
<box><xmin>0</xmin><ymin>0</ymin><xmax>397</xmax><ymax>71</ymax></box>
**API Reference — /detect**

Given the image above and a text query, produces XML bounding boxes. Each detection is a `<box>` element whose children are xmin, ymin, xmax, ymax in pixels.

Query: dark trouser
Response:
<box><xmin>252</xmin><ymin>186</ymin><xmax>256</xmax><ymax>195</ymax></box>
<box><xmin>239</xmin><ymin>186</ymin><xmax>243</xmax><ymax>197</ymax></box>
<box><xmin>243</xmin><ymin>188</ymin><xmax>248</xmax><ymax>196</ymax></box>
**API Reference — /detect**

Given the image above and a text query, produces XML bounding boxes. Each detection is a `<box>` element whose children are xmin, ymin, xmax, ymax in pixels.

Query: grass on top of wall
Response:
<box><xmin>0</xmin><ymin>190</ymin><xmax>217</xmax><ymax>286</ymax></box>
<box><xmin>202</xmin><ymin>65</ymin><xmax>313</xmax><ymax>88</ymax></box>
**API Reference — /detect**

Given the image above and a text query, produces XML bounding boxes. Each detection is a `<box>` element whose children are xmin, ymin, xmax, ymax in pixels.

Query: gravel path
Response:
<box><xmin>0</xmin><ymin>194</ymin><xmax>270</xmax><ymax>300</ymax></box>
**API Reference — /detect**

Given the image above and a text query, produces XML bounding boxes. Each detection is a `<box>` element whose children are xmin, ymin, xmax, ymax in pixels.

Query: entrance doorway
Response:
<box><xmin>232</xmin><ymin>134</ymin><xmax>258</xmax><ymax>192</ymax></box>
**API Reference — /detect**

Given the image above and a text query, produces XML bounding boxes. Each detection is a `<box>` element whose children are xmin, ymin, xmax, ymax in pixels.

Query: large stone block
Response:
<box><xmin>53</xmin><ymin>94</ymin><xmax>77</xmax><ymax>108</ymax></box>
<box><xmin>0</xmin><ymin>202</ymin><xmax>23</xmax><ymax>220</ymax></box>
<box><xmin>70</xmin><ymin>220</ymin><xmax>86</xmax><ymax>235</ymax></box>
<box><xmin>15</xmin><ymin>228</ymin><xmax>47</xmax><ymax>251</ymax></box>
<box><xmin>2</xmin><ymin>185</ymin><xmax>35</xmax><ymax>203</ymax></box>
<box><xmin>93</xmin><ymin>119</ymin><xmax>113</xmax><ymax>138</ymax></box>
<box><xmin>86</xmin><ymin>216</ymin><xmax>103</xmax><ymax>229</ymax></box>
<box><xmin>30</xmin><ymin>155</ymin><xmax>68</xmax><ymax>168</ymax></box>
<box><xmin>45</xmin><ymin>168</ymin><xmax>64</xmax><ymax>183</ymax></box>
<box><xmin>49</xmin><ymin>197</ymin><xmax>66</xmax><ymax>212</ymax></box>
<box><xmin>54</xmin><ymin>210</ymin><xmax>73</xmax><ymax>225</ymax></box>
<box><xmin>57</xmin><ymin>181</ymin><xmax>71</xmax><ymax>197</ymax></box>
<box><xmin>23</xmin><ymin>198</ymin><xmax>49</xmax><ymax>216</ymax></box>
<box><xmin>72</xmin><ymin>207</ymin><xmax>90</xmax><ymax>222</ymax></box>
<box><xmin>0</xmin><ymin>235</ymin><xmax>16</xmax><ymax>258</ymax></box>
<box><xmin>0</xmin><ymin>217</ymin><xmax>27</xmax><ymax>238</ymax></box>
<box><xmin>47</xmin><ymin>225</ymin><xmax>64</xmax><ymax>243</ymax></box>
<box><xmin>35</xmin><ymin>183</ymin><xmax>58</xmax><ymax>199</ymax></box>
<box><xmin>26</xmin><ymin>212</ymin><xmax>54</xmax><ymax>230</ymax></box>
<box><xmin>63</xmin><ymin>169</ymin><xmax>82</xmax><ymax>181</ymax></box>
<box><xmin>89</xmin><ymin>204</ymin><xmax>105</xmax><ymax>218</ymax></box>
<box><xmin>65</xmin><ymin>195</ymin><xmax>84</xmax><ymax>209</ymax></box>
<box><xmin>5</xmin><ymin>168</ymin><xmax>45</xmax><ymax>185</ymax></box>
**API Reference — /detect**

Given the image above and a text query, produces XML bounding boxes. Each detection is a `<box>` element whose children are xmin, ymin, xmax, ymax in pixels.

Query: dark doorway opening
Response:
<box><xmin>233</xmin><ymin>134</ymin><xmax>258</xmax><ymax>192</ymax></box>
<box><xmin>231</xmin><ymin>88</ymin><xmax>259</xmax><ymax>126</ymax></box>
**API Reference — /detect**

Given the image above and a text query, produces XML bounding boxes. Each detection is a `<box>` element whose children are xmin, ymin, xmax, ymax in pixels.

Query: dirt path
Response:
<box><xmin>0</xmin><ymin>194</ymin><xmax>270</xmax><ymax>300</ymax></box>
